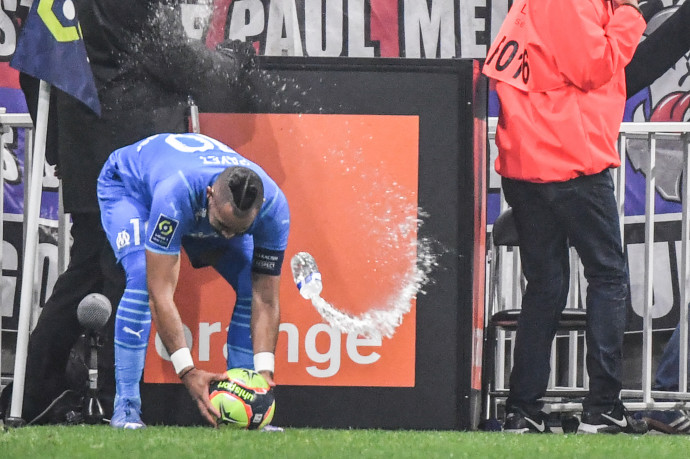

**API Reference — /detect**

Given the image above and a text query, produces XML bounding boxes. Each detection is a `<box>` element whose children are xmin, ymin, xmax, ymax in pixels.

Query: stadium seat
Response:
<box><xmin>482</xmin><ymin>208</ymin><xmax>588</xmax><ymax>421</ymax></box>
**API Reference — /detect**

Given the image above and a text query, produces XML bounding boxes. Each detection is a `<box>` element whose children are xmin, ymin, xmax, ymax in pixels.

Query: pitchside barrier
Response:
<box><xmin>485</xmin><ymin>118</ymin><xmax>690</xmax><ymax>417</ymax></box>
<box><xmin>2</xmin><ymin>58</ymin><xmax>489</xmax><ymax>430</ymax></box>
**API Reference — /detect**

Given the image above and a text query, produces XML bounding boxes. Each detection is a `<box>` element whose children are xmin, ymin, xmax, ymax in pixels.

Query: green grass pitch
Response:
<box><xmin>2</xmin><ymin>425</ymin><xmax>690</xmax><ymax>458</ymax></box>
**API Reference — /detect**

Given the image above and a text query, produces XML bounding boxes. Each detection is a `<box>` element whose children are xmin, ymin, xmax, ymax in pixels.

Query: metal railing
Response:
<box><xmin>487</xmin><ymin>118</ymin><xmax>690</xmax><ymax>412</ymax></box>
<box><xmin>618</xmin><ymin>122</ymin><xmax>690</xmax><ymax>410</ymax></box>
<box><xmin>0</xmin><ymin>110</ymin><xmax>34</xmax><ymax>389</ymax></box>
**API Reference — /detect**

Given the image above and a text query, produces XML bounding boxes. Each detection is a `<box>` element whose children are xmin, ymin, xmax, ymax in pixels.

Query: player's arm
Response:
<box><xmin>250</xmin><ymin>272</ymin><xmax>281</xmax><ymax>386</ymax></box>
<box><xmin>146</xmin><ymin>251</ymin><xmax>186</xmax><ymax>352</ymax></box>
<box><xmin>250</xmin><ymin>189</ymin><xmax>289</xmax><ymax>385</ymax></box>
<box><xmin>146</xmin><ymin>249</ymin><xmax>228</xmax><ymax>426</ymax></box>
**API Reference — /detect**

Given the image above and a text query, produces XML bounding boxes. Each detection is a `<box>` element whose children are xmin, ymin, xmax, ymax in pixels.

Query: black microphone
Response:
<box><xmin>77</xmin><ymin>293</ymin><xmax>112</xmax><ymax>424</ymax></box>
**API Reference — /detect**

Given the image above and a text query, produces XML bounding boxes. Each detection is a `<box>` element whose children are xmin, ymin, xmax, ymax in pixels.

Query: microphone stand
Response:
<box><xmin>82</xmin><ymin>330</ymin><xmax>105</xmax><ymax>424</ymax></box>
<box><xmin>76</xmin><ymin>293</ymin><xmax>112</xmax><ymax>425</ymax></box>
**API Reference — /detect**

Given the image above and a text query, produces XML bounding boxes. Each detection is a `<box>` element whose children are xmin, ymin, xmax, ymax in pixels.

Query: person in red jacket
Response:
<box><xmin>483</xmin><ymin>0</ymin><xmax>647</xmax><ymax>433</ymax></box>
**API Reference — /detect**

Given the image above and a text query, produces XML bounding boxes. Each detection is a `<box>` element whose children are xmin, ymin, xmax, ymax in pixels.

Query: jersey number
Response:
<box><xmin>130</xmin><ymin>218</ymin><xmax>141</xmax><ymax>246</ymax></box>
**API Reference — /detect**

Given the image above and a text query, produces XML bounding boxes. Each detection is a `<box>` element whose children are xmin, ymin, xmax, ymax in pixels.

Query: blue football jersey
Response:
<box><xmin>100</xmin><ymin>133</ymin><xmax>290</xmax><ymax>256</ymax></box>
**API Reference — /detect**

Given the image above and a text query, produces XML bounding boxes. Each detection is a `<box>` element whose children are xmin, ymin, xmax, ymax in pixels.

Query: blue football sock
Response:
<box><xmin>114</xmin><ymin>253</ymin><xmax>151</xmax><ymax>403</ymax></box>
<box><xmin>227</xmin><ymin>296</ymin><xmax>254</xmax><ymax>369</ymax></box>
<box><xmin>115</xmin><ymin>345</ymin><xmax>147</xmax><ymax>403</ymax></box>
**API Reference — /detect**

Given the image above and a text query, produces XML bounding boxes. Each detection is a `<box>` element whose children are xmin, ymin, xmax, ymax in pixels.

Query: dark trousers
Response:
<box><xmin>502</xmin><ymin>170</ymin><xmax>628</xmax><ymax>414</ymax></box>
<box><xmin>22</xmin><ymin>212</ymin><xmax>125</xmax><ymax>421</ymax></box>
<box><xmin>654</xmin><ymin>313</ymin><xmax>690</xmax><ymax>392</ymax></box>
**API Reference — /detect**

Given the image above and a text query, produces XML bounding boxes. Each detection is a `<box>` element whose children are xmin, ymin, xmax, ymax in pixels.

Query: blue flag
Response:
<box><xmin>10</xmin><ymin>0</ymin><xmax>100</xmax><ymax>115</ymax></box>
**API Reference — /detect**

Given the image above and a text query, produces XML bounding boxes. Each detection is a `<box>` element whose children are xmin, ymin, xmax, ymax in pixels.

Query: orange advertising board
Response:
<box><xmin>143</xmin><ymin>113</ymin><xmax>420</xmax><ymax>386</ymax></box>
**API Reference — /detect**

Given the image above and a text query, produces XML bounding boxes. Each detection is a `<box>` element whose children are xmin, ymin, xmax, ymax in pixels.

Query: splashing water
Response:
<box><xmin>300</xmin><ymin>211</ymin><xmax>438</xmax><ymax>339</ymax></box>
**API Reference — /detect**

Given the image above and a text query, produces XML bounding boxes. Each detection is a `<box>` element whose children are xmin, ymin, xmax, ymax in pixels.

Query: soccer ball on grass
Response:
<box><xmin>209</xmin><ymin>368</ymin><xmax>275</xmax><ymax>429</ymax></box>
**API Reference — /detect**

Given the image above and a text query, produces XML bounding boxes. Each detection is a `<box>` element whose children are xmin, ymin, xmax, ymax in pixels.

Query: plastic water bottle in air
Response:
<box><xmin>291</xmin><ymin>252</ymin><xmax>323</xmax><ymax>300</ymax></box>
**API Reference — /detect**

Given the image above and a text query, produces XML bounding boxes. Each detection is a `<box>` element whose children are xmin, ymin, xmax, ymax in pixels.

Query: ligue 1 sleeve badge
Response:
<box><xmin>149</xmin><ymin>214</ymin><xmax>179</xmax><ymax>248</ymax></box>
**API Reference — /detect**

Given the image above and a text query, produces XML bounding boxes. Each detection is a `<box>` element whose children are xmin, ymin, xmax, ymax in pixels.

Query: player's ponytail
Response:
<box><xmin>224</xmin><ymin>167</ymin><xmax>264</xmax><ymax>214</ymax></box>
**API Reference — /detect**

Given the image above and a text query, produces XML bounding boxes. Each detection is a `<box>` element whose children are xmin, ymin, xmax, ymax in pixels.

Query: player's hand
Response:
<box><xmin>180</xmin><ymin>367</ymin><xmax>229</xmax><ymax>427</ymax></box>
<box><xmin>259</xmin><ymin>370</ymin><xmax>276</xmax><ymax>387</ymax></box>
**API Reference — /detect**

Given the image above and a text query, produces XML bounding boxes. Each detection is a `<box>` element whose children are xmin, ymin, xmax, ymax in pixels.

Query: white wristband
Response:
<box><xmin>253</xmin><ymin>352</ymin><xmax>275</xmax><ymax>374</ymax></box>
<box><xmin>170</xmin><ymin>348</ymin><xmax>194</xmax><ymax>374</ymax></box>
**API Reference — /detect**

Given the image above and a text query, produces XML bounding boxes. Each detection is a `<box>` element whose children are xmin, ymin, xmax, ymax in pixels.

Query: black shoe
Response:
<box><xmin>503</xmin><ymin>408</ymin><xmax>552</xmax><ymax>433</ymax></box>
<box><xmin>578</xmin><ymin>401</ymin><xmax>648</xmax><ymax>434</ymax></box>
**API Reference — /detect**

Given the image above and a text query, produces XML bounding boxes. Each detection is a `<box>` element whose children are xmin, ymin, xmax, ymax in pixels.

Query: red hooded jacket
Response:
<box><xmin>483</xmin><ymin>0</ymin><xmax>646</xmax><ymax>182</ymax></box>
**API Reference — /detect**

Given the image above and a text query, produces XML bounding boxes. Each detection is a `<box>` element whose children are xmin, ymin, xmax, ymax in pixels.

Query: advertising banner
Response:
<box><xmin>187</xmin><ymin>0</ymin><xmax>490</xmax><ymax>58</ymax></box>
<box><xmin>143</xmin><ymin>112</ymin><xmax>421</xmax><ymax>387</ymax></box>
<box><xmin>1</xmin><ymin>94</ymin><xmax>60</xmax><ymax>329</ymax></box>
